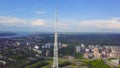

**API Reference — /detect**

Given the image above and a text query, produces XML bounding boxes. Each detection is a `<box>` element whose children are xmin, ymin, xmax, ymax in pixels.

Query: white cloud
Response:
<box><xmin>0</xmin><ymin>16</ymin><xmax>26</xmax><ymax>25</ymax></box>
<box><xmin>1</xmin><ymin>15</ymin><xmax>120</xmax><ymax>32</ymax></box>
<box><xmin>0</xmin><ymin>16</ymin><xmax>46</xmax><ymax>27</ymax></box>
<box><xmin>35</xmin><ymin>10</ymin><xmax>46</xmax><ymax>14</ymax></box>
<box><xmin>58</xmin><ymin>23</ymin><xmax>69</xmax><ymax>29</ymax></box>
<box><xmin>30</xmin><ymin>19</ymin><xmax>45</xmax><ymax>26</ymax></box>
<box><xmin>79</xmin><ymin>18</ymin><xmax>120</xmax><ymax>29</ymax></box>
<box><xmin>0</xmin><ymin>16</ymin><xmax>49</xmax><ymax>31</ymax></box>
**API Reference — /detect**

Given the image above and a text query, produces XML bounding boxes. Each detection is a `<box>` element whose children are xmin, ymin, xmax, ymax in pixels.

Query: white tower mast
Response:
<box><xmin>53</xmin><ymin>5</ymin><xmax>59</xmax><ymax>68</ymax></box>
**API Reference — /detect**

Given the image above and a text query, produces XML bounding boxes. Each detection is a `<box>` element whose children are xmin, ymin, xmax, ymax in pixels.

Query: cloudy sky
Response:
<box><xmin>0</xmin><ymin>0</ymin><xmax>120</xmax><ymax>33</ymax></box>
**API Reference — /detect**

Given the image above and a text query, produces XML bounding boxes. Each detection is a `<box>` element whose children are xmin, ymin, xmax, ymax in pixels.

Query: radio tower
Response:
<box><xmin>53</xmin><ymin>6</ymin><xmax>59</xmax><ymax>68</ymax></box>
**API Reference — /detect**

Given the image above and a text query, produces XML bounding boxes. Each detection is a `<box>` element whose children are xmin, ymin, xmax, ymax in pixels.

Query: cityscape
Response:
<box><xmin>0</xmin><ymin>33</ymin><xmax>120</xmax><ymax>68</ymax></box>
<box><xmin>0</xmin><ymin>0</ymin><xmax>120</xmax><ymax>68</ymax></box>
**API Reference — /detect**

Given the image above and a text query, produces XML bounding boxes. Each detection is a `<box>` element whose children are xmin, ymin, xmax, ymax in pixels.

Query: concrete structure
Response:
<box><xmin>111</xmin><ymin>59</ymin><xmax>120</xmax><ymax>66</ymax></box>
<box><xmin>93</xmin><ymin>48</ymin><xmax>102</xmax><ymax>59</ymax></box>
<box><xmin>110</xmin><ymin>48</ymin><xmax>120</xmax><ymax>58</ymax></box>
<box><xmin>76</xmin><ymin>46</ymin><xmax>81</xmax><ymax>53</ymax></box>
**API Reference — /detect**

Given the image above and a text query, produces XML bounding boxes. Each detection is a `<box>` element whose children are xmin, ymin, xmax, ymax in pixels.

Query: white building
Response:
<box><xmin>111</xmin><ymin>59</ymin><xmax>120</xmax><ymax>66</ymax></box>
<box><xmin>34</xmin><ymin>45</ymin><xmax>39</xmax><ymax>49</ymax></box>
<box><xmin>110</xmin><ymin>48</ymin><xmax>120</xmax><ymax>58</ymax></box>
<box><xmin>76</xmin><ymin>46</ymin><xmax>81</xmax><ymax>53</ymax></box>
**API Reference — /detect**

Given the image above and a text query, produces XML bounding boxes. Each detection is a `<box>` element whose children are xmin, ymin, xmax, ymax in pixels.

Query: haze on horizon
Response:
<box><xmin>0</xmin><ymin>0</ymin><xmax>120</xmax><ymax>33</ymax></box>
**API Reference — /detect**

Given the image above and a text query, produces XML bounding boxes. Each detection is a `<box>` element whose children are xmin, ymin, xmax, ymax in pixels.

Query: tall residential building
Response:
<box><xmin>76</xmin><ymin>46</ymin><xmax>81</xmax><ymax>53</ymax></box>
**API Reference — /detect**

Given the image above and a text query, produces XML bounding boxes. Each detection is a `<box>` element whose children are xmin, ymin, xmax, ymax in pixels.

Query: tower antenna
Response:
<box><xmin>53</xmin><ymin>2</ymin><xmax>59</xmax><ymax>68</ymax></box>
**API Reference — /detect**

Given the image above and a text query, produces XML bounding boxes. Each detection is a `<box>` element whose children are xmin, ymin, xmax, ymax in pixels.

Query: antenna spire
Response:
<box><xmin>53</xmin><ymin>3</ymin><xmax>59</xmax><ymax>68</ymax></box>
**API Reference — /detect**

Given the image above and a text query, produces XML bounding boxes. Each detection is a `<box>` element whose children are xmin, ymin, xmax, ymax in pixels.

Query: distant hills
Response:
<box><xmin>0</xmin><ymin>32</ymin><xmax>17</xmax><ymax>36</ymax></box>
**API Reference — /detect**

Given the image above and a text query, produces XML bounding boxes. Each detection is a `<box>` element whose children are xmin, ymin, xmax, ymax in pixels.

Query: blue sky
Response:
<box><xmin>0</xmin><ymin>0</ymin><xmax>120</xmax><ymax>32</ymax></box>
